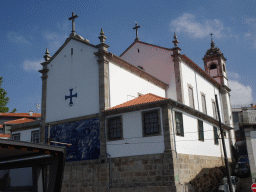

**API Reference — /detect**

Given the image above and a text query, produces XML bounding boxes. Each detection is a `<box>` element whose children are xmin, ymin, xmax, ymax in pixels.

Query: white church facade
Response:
<box><xmin>39</xmin><ymin>13</ymin><xmax>235</xmax><ymax>191</ymax></box>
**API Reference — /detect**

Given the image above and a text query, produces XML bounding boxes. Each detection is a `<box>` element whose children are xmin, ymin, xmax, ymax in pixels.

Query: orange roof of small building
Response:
<box><xmin>0</xmin><ymin>113</ymin><xmax>41</xmax><ymax>118</ymax></box>
<box><xmin>0</xmin><ymin>134</ymin><xmax>11</xmax><ymax>138</ymax></box>
<box><xmin>0</xmin><ymin>125</ymin><xmax>3</xmax><ymax>128</ymax></box>
<box><xmin>107</xmin><ymin>93</ymin><xmax>167</xmax><ymax>111</ymax></box>
<box><xmin>4</xmin><ymin>118</ymin><xmax>35</xmax><ymax>125</ymax></box>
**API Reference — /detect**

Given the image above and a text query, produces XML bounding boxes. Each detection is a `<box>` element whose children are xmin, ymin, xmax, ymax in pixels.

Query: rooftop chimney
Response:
<box><xmin>29</xmin><ymin>110</ymin><xmax>33</xmax><ymax>116</ymax></box>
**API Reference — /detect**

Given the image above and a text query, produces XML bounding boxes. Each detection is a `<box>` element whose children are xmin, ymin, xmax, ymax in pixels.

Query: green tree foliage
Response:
<box><xmin>0</xmin><ymin>77</ymin><xmax>16</xmax><ymax>113</ymax></box>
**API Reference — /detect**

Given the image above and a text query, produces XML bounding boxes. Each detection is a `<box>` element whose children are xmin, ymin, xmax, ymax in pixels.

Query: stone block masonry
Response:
<box><xmin>61</xmin><ymin>152</ymin><xmax>228</xmax><ymax>192</ymax></box>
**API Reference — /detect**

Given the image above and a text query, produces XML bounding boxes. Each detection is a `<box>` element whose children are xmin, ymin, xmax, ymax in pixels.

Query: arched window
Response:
<box><xmin>210</xmin><ymin>63</ymin><xmax>217</xmax><ymax>70</ymax></box>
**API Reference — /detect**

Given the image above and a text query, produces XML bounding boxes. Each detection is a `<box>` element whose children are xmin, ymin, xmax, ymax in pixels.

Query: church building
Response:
<box><xmin>39</xmin><ymin>12</ymin><xmax>235</xmax><ymax>191</ymax></box>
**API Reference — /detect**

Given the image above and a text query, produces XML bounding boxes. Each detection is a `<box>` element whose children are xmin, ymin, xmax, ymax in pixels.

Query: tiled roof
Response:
<box><xmin>106</xmin><ymin>93</ymin><xmax>167</xmax><ymax>111</ymax></box>
<box><xmin>0</xmin><ymin>113</ymin><xmax>41</xmax><ymax>118</ymax></box>
<box><xmin>4</xmin><ymin>118</ymin><xmax>35</xmax><ymax>125</ymax></box>
<box><xmin>0</xmin><ymin>125</ymin><xmax>3</xmax><ymax>128</ymax></box>
<box><xmin>0</xmin><ymin>134</ymin><xmax>11</xmax><ymax>138</ymax></box>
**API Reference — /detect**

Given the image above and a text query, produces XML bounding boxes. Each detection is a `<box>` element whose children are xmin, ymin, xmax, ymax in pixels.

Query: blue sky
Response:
<box><xmin>1</xmin><ymin>0</ymin><xmax>255</xmax><ymax>113</ymax></box>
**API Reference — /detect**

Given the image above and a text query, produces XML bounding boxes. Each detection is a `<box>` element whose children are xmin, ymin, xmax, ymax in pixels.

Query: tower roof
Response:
<box><xmin>203</xmin><ymin>39</ymin><xmax>226</xmax><ymax>61</ymax></box>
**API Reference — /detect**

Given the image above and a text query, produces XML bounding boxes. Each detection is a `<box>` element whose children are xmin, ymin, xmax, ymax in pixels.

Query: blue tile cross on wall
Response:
<box><xmin>65</xmin><ymin>88</ymin><xmax>77</xmax><ymax>105</ymax></box>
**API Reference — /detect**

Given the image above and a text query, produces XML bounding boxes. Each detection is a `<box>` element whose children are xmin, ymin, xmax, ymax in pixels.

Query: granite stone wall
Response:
<box><xmin>61</xmin><ymin>152</ymin><xmax>228</xmax><ymax>192</ymax></box>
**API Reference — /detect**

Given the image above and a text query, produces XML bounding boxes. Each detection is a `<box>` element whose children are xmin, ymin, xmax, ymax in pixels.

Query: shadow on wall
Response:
<box><xmin>45</xmin><ymin>118</ymin><xmax>100</xmax><ymax>162</ymax></box>
<box><xmin>189</xmin><ymin>164</ymin><xmax>235</xmax><ymax>192</ymax></box>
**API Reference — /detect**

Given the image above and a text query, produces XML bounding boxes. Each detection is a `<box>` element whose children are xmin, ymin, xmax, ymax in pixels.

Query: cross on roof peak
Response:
<box><xmin>69</xmin><ymin>12</ymin><xmax>78</xmax><ymax>35</ymax></box>
<box><xmin>133</xmin><ymin>22</ymin><xmax>140</xmax><ymax>41</ymax></box>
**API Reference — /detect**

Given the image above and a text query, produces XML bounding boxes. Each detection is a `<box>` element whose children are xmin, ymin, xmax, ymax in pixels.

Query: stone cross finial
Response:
<box><xmin>44</xmin><ymin>48</ymin><xmax>51</xmax><ymax>62</ymax></box>
<box><xmin>98</xmin><ymin>28</ymin><xmax>107</xmax><ymax>43</ymax></box>
<box><xmin>133</xmin><ymin>22</ymin><xmax>140</xmax><ymax>41</ymax></box>
<box><xmin>172</xmin><ymin>32</ymin><xmax>179</xmax><ymax>47</ymax></box>
<box><xmin>69</xmin><ymin>12</ymin><xmax>78</xmax><ymax>34</ymax></box>
<box><xmin>210</xmin><ymin>33</ymin><xmax>215</xmax><ymax>49</ymax></box>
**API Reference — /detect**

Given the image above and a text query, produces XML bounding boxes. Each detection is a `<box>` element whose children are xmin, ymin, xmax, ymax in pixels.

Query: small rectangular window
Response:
<box><xmin>31</xmin><ymin>130</ymin><xmax>40</xmax><ymax>143</ymax></box>
<box><xmin>201</xmin><ymin>94</ymin><xmax>207</xmax><ymax>114</ymax></box>
<box><xmin>198</xmin><ymin>120</ymin><xmax>204</xmax><ymax>141</ymax></box>
<box><xmin>107</xmin><ymin>116</ymin><xmax>122</xmax><ymax>140</ymax></box>
<box><xmin>143</xmin><ymin>110</ymin><xmax>160</xmax><ymax>136</ymax></box>
<box><xmin>213</xmin><ymin>126</ymin><xmax>219</xmax><ymax>145</ymax></box>
<box><xmin>188</xmin><ymin>87</ymin><xmax>194</xmax><ymax>108</ymax></box>
<box><xmin>175</xmin><ymin>111</ymin><xmax>184</xmax><ymax>136</ymax></box>
<box><xmin>12</xmin><ymin>133</ymin><xmax>20</xmax><ymax>141</ymax></box>
<box><xmin>212</xmin><ymin>101</ymin><xmax>218</xmax><ymax>119</ymax></box>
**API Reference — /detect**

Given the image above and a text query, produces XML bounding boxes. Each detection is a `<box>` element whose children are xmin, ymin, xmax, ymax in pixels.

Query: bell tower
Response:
<box><xmin>202</xmin><ymin>36</ymin><xmax>228</xmax><ymax>87</ymax></box>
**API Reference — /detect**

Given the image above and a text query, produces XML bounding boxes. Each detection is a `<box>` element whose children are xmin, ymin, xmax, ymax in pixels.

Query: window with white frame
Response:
<box><xmin>12</xmin><ymin>133</ymin><xmax>20</xmax><ymax>141</ymax></box>
<box><xmin>201</xmin><ymin>94</ymin><xmax>207</xmax><ymax>114</ymax></box>
<box><xmin>31</xmin><ymin>130</ymin><xmax>40</xmax><ymax>143</ymax></box>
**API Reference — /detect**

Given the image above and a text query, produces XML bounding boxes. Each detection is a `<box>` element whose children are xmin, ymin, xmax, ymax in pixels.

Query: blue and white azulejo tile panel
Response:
<box><xmin>45</xmin><ymin>118</ymin><xmax>100</xmax><ymax>162</ymax></box>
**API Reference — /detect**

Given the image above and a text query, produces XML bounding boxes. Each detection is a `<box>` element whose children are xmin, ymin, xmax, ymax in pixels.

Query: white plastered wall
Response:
<box><xmin>181</xmin><ymin>61</ymin><xmax>224</xmax><ymax>122</ymax></box>
<box><xmin>46</xmin><ymin>39</ymin><xmax>99</xmax><ymax>122</ymax></box>
<box><xmin>109</xmin><ymin>61</ymin><xmax>165</xmax><ymax>107</ymax></box>
<box><xmin>120</xmin><ymin>42</ymin><xmax>177</xmax><ymax>100</ymax></box>
<box><xmin>12</xmin><ymin>128</ymin><xmax>40</xmax><ymax>142</ymax></box>
<box><xmin>172</xmin><ymin>109</ymin><xmax>231</xmax><ymax>158</ymax></box>
<box><xmin>106</xmin><ymin>108</ymin><xmax>164</xmax><ymax>158</ymax></box>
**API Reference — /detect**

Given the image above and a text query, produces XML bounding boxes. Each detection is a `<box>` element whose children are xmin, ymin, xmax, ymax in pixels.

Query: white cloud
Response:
<box><xmin>7</xmin><ymin>31</ymin><xmax>29</xmax><ymax>44</ymax></box>
<box><xmin>245</xmin><ymin>18</ymin><xmax>256</xmax><ymax>48</ymax></box>
<box><xmin>229</xmin><ymin>80</ymin><xmax>253</xmax><ymax>105</ymax></box>
<box><xmin>170</xmin><ymin>13</ymin><xmax>225</xmax><ymax>39</ymax></box>
<box><xmin>43</xmin><ymin>31</ymin><xmax>68</xmax><ymax>53</ymax></box>
<box><xmin>228</xmin><ymin>71</ymin><xmax>240</xmax><ymax>80</ymax></box>
<box><xmin>23</xmin><ymin>59</ymin><xmax>44</xmax><ymax>72</ymax></box>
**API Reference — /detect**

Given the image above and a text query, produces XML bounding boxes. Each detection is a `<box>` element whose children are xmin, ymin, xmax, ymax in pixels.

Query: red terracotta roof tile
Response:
<box><xmin>4</xmin><ymin>118</ymin><xmax>35</xmax><ymax>125</ymax></box>
<box><xmin>107</xmin><ymin>93</ymin><xmax>167</xmax><ymax>111</ymax></box>
<box><xmin>0</xmin><ymin>113</ymin><xmax>41</xmax><ymax>118</ymax></box>
<box><xmin>0</xmin><ymin>134</ymin><xmax>11</xmax><ymax>138</ymax></box>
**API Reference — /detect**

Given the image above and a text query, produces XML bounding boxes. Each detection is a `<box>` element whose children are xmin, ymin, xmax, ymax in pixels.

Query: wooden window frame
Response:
<box><xmin>198</xmin><ymin>120</ymin><xmax>204</xmax><ymax>141</ymax></box>
<box><xmin>31</xmin><ymin>130</ymin><xmax>40</xmax><ymax>143</ymax></box>
<box><xmin>12</xmin><ymin>133</ymin><xmax>20</xmax><ymax>141</ymax></box>
<box><xmin>175</xmin><ymin>111</ymin><xmax>184</xmax><ymax>136</ymax></box>
<box><xmin>142</xmin><ymin>109</ymin><xmax>161</xmax><ymax>137</ymax></box>
<box><xmin>107</xmin><ymin>116</ymin><xmax>123</xmax><ymax>141</ymax></box>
